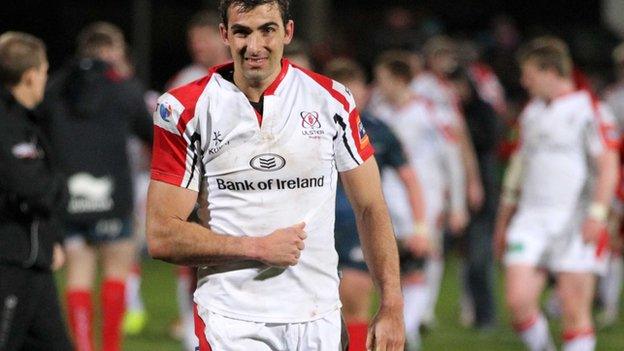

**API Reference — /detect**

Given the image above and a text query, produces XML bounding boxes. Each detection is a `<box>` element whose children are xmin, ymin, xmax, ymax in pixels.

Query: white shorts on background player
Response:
<box><xmin>505</xmin><ymin>208</ymin><xmax>609</xmax><ymax>274</ymax></box>
<box><xmin>368</xmin><ymin>94</ymin><xmax>465</xmax><ymax>240</ymax></box>
<box><xmin>195</xmin><ymin>305</ymin><xmax>343</xmax><ymax>351</ymax></box>
<box><xmin>504</xmin><ymin>91</ymin><xmax>619</xmax><ymax>274</ymax></box>
<box><xmin>151</xmin><ymin>59</ymin><xmax>373</xmax><ymax>325</ymax></box>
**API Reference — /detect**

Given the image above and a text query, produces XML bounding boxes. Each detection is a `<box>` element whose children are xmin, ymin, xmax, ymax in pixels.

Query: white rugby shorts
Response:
<box><xmin>504</xmin><ymin>209</ymin><xmax>609</xmax><ymax>275</ymax></box>
<box><xmin>193</xmin><ymin>305</ymin><xmax>347</xmax><ymax>351</ymax></box>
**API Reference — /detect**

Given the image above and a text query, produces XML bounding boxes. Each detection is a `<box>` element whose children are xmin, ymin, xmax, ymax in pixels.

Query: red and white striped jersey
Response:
<box><xmin>516</xmin><ymin>90</ymin><xmax>619</xmax><ymax>217</ymax></box>
<box><xmin>151</xmin><ymin>59</ymin><xmax>373</xmax><ymax>323</ymax></box>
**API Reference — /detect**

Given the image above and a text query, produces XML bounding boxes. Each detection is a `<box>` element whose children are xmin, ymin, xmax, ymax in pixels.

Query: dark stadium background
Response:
<box><xmin>0</xmin><ymin>0</ymin><xmax>615</xmax><ymax>91</ymax></box>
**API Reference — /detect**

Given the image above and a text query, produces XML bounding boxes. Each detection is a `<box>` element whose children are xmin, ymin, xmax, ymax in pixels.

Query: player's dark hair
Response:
<box><xmin>77</xmin><ymin>22</ymin><xmax>125</xmax><ymax>58</ymax></box>
<box><xmin>188</xmin><ymin>10</ymin><xmax>221</xmax><ymax>31</ymax></box>
<box><xmin>219</xmin><ymin>0</ymin><xmax>291</xmax><ymax>27</ymax></box>
<box><xmin>375</xmin><ymin>51</ymin><xmax>414</xmax><ymax>84</ymax></box>
<box><xmin>517</xmin><ymin>36</ymin><xmax>572</xmax><ymax>78</ymax></box>
<box><xmin>324</xmin><ymin>58</ymin><xmax>366</xmax><ymax>84</ymax></box>
<box><xmin>0</xmin><ymin>31</ymin><xmax>46</xmax><ymax>86</ymax></box>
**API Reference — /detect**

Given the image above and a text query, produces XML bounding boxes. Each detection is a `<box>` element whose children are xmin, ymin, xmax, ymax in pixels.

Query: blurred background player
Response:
<box><xmin>409</xmin><ymin>36</ymin><xmax>484</xmax><ymax>329</ymax></box>
<box><xmin>448</xmin><ymin>66</ymin><xmax>501</xmax><ymax>330</ymax></box>
<box><xmin>39</xmin><ymin>22</ymin><xmax>153</xmax><ymax>351</ymax></box>
<box><xmin>324</xmin><ymin>57</ymin><xmax>429</xmax><ymax>351</ymax></box>
<box><xmin>166</xmin><ymin>10</ymin><xmax>229</xmax><ymax>89</ymax></box>
<box><xmin>370</xmin><ymin>51</ymin><xmax>468</xmax><ymax>350</ymax></box>
<box><xmin>0</xmin><ymin>31</ymin><xmax>73</xmax><ymax>351</ymax></box>
<box><xmin>494</xmin><ymin>36</ymin><xmax>619</xmax><ymax>351</ymax></box>
<box><xmin>600</xmin><ymin>42</ymin><xmax>624</xmax><ymax>328</ymax></box>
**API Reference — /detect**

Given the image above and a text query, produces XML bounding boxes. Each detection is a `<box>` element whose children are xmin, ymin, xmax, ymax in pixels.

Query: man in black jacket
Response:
<box><xmin>0</xmin><ymin>31</ymin><xmax>73</xmax><ymax>351</ymax></box>
<box><xmin>39</xmin><ymin>22</ymin><xmax>153</xmax><ymax>351</ymax></box>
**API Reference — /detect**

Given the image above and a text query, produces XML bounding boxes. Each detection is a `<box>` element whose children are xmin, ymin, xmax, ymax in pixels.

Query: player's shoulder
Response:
<box><xmin>289</xmin><ymin>62</ymin><xmax>355</xmax><ymax>112</ymax></box>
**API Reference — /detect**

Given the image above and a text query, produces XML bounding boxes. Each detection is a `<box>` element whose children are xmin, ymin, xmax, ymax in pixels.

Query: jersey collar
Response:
<box><xmin>210</xmin><ymin>58</ymin><xmax>291</xmax><ymax>97</ymax></box>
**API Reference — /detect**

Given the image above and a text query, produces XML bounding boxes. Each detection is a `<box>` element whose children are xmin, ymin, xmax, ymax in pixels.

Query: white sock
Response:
<box><xmin>402</xmin><ymin>283</ymin><xmax>428</xmax><ymax>350</ymax></box>
<box><xmin>563</xmin><ymin>330</ymin><xmax>595</xmax><ymax>351</ymax></box>
<box><xmin>125</xmin><ymin>266</ymin><xmax>144</xmax><ymax>312</ymax></box>
<box><xmin>403</xmin><ymin>283</ymin><xmax>428</xmax><ymax>334</ymax></box>
<box><xmin>515</xmin><ymin>314</ymin><xmax>555</xmax><ymax>351</ymax></box>
<box><xmin>599</xmin><ymin>255</ymin><xmax>623</xmax><ymax>312</ymax></box>
<box><xmin>422</xmin><ymin>258</ymin><xmax>444</xmax><ymax>324</ymax></box>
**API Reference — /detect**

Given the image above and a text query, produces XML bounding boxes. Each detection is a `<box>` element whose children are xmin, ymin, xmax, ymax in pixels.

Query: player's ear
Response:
<box><xmin>283</xmin><ymin>20</ymin><xmax>294</xmax><ymax>45</ymax></box>
<box><xmin>219</xmin><ymin>23</ymin><xmax>229</xmax><ymax>45</ymax></box>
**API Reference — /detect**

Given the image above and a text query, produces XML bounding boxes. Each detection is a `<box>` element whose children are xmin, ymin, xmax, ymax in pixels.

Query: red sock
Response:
<box><xmin>347</xmin><ymin>322</ymin><xmax>368</xmax><ymax>351</ymax></box>
<box><xmin>67</xmin><ymin>289</ymin><xmax>94</xmax><ymax>351</ymax></box>
<box><xmin>102</xmin><ymin>279</ymin><xmax>126</xmax><ymax>351</ymax></box>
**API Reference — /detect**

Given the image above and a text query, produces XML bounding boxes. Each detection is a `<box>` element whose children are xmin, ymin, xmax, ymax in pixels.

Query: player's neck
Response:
<box><xmin>8</xmin><ymin>83</ymin><xmax>38</xmax><ymax>110</ymax></box>
<box><xmin>233</xmin><ymin>66</ymin><xmax>281</xmax><ymax>103</ymax></box>
<box><xmin>545</xmin><ymin>79</ymin><xmax>575</xmax><ymax>102</ymax></box>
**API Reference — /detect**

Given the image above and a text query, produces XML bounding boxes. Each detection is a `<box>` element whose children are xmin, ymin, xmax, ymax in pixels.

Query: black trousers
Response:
<box><xmin>0</xmin><ymin>264</ymin><xmax>73</xmax><ymax>351</ymax></box>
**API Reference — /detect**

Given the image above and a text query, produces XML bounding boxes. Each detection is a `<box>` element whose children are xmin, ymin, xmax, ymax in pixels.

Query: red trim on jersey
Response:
<box><xmin>596</xmin><ymin>227</ymin><xmax>610</xmax><ymax>258</ymax></box>
<box><xmin>292</xmin><ymin>63</ymin><xmax>350</xmax><ymax>112</ymax></box>
<box><xmin>151</xmin><ymin>126</ymin><xmax>187</xmax><ymax>186</ymax></box>
<box><xmin>348</xmin><ymin>109</ymin><xmax>375</xmax><ymax>161</ymax></box>
<box><xmin>253</xmin><ymin>108</ymin><xmax>263</xmax><ymax>126</ymax></box>
<box><xmin>193</xmin><ymin>305</ymin><xmax>213</xmax><ymax>351</ymax></box>
<box><xmin>421</xmin><ymin>97</ymin><xmax>459</xmax><ymax>143</ymax></box>
<box><xmin>588</xmin><ymin>93</ymin><xmax>620</xmax><ymax>150</ymax></box>
<box><xmin>512</xmin><ymin>314</ymin><xmax>538</xmax><ymax>332</ymax></box>
<box><xmin>294</xmin><ymin>64</ymin><xmax>374</xmax><ymax>161</ymax></box>
<box><xmin>169</xmin><ymin>73</ymin><xmax>213</xmax><ymax>135</ymax></box>
<box><xmin>263</xmin><ymin>59</ymin><xmax>290</xmax><ymax>96</ymax></box>
<box><xmin>562</xmin><ymin>328</ymin><xmax>594</xmax><ymax>341</ymax></box>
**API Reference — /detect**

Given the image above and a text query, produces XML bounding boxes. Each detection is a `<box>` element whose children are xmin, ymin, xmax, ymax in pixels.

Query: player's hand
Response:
<box><xmin>448</xmin><ymin>210</ymin><xmax>468</xmax><ymax>235</ymax></box>
<box><xmin>468</xmin><ymin>179</ymin><xmax>484</xmax><ymax>212</ymax></box>
<box><xmin>51</xmin><ymin>243</ymin><xmax>66</xmax><ymax>271</ymax></box>
<box><xmin>582</xmin><ymin>218</ymin><xmax>605</xmax><ymax>244</ymax></box>
<box><xmin>366</xmin><ymin>301</ymin><xmax>405</xmax><ymax>351</ymax></box>
<box><xmin>406</xmin><ymin>234</ymin><xmax>430</xmax><ymax>257</ymax></box>
<box><xmin>256</xmin><ymin>222</ymin><xmax>306</xmax><ymax>267</ymax></box>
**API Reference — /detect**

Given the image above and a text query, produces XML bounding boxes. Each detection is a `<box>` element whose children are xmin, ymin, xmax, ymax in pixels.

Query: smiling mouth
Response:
<box><xmin>245</xmin><ymin>57</ymin><xmax>268</xmax><ymax>67</ymax></box>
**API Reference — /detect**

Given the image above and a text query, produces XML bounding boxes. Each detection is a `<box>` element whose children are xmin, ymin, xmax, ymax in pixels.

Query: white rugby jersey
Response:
<box><xmin>151</xmin><ymin>59</ymin><xmax>374</xmax><ymax>323</ymax></box>
<box><xmin>516</xmin><ymin>90</ymin><xmax>619</xmax><ymax>218</ymax></box>
<box><xmin>369</xmin><ymin>95</ymin><xmax>465</xmax><ymax>227</ymax></box>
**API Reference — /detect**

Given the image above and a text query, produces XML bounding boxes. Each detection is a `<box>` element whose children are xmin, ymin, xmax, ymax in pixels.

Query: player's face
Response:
<box><xmin>30</xmin><ymin>59</ymin><xmax>48</xmax><ymax>105</ymax></box>
<box><xmin>188</xmin><ymin>26</ymin><xmax>225</xmax><ymax>67</ymax></box>
<box><xmin>220</xmin><ymin>3</ymin><xmax>293</xmax><ymax>86</ymax></box>
<box><xmin>521</xmin><ymin>60</ymin><xmax>550</xmax><ymax>98</ymax></box>
<box><xmin>375</xmin><ymin>66</ymin><xmax>403</xmax><ymax>101</ymax></box>
<box><xmin>429</xmin><ymin>50</ymin><xmax>458</xmax><ymax>76</ymax></box>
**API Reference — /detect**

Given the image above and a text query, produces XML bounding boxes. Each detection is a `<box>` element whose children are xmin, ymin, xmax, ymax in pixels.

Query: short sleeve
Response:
<box><xmin>333</xmin><ymin>107</ymin><xmax>375</xmax><ymax>172</ymax></box>
<box><xmin>331</xmin><ymin>82</ymin><xmax>375</xmax><ymax>172</ymax></box>
<box><xmin>151</xmin><ymin>92</ymin><xmax>202</xmax><ymax>192</ymax></box>
<box><xmin>585</xmin><ymin>102</ymin><xmax>620</xmax><ymax>157</ymax></box>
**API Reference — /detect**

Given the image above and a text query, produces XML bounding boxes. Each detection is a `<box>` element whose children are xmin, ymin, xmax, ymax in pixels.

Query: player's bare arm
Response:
<box><xmin>340</xmin><ymin>157</ymin><xmax>405</xmax><ymax>350</ymax></box>
<box><xmin>146</xmin><ymin>180</ymin><xmax>306</xmax><ymax>267</ymax></box>
<box><xmin>583</xmin><ymin>148</ymin><xmax>619</xmax><ymax>243</ymax></box>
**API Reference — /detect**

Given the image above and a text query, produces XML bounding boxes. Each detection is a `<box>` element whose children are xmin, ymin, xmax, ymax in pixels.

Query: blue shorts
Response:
<box><xmin>335</xmin><ymin>187</ymin><xmax>368</xmax><ymax>272</ymax></box>
<box><xmin>66</xmin><ymin>217</ymin><xmax>132</xmax><ymax>244</ymax></box>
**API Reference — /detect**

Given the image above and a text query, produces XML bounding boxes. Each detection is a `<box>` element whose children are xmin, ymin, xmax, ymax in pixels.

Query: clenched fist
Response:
<box><xmin>256</xmin><ymin>222</ymin><xmax>307</xmax><ymax>267</ymax></box>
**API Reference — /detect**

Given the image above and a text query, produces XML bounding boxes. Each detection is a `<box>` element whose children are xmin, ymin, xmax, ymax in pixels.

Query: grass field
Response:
<box><xmin>56</xmin><ymin>253</ymin><xmax>624</xmax><ymax>351</ymax></box>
